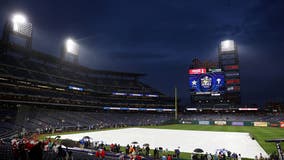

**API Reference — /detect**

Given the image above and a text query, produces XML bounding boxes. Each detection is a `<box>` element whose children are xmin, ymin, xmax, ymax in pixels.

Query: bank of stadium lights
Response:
<box><xmin>10</xmin><ymin>13</ymin><xmax>32</xmax><ymax>37</ymax></box>
<box><xmin>12</xmin><ymin>14</ymin><xmax>27</xmax><ymax>25</ymax></box>
<box><xmin>220</xmin><ymin>40</ymin><xmax>235</xmax><ymax>52</ymax></box>
<box><xmin>65</xmin><ymin>38</ymin><xmax>79</xmax><ymax>55</ymax></box>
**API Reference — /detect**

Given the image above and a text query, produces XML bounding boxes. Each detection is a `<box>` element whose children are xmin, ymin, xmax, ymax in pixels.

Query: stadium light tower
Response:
<box><xmin>61</xmin><ymin>38</ymin><xmax>79</xmax><ymax>63</ymax></box>
<box><xmin>218</xmin><ymin>39</ymin><xmax>241</xmax><ymax>106</ymax></box>
<box><xmin>1</xmin><ymin>12</ymin><xmax>33</xmax><ymax>49</ymax></box>
<box><xmin>12</xmin><ymin>14</ymin><xmax>27</xmax><ymax>31</ymax></box>
<box><xmin>220</xmin><ymin>40</ymin><xmax>236</xmax><ymax>52</ymax></box>
<box><xmin>65</xmin><ymin>38</ymin><xmax>79</xmax><ymax>55</ymax></box>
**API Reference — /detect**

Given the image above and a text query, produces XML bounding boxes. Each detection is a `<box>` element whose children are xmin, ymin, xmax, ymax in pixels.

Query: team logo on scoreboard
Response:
<box><xmin>216</xmin><ymin>78</ymin><xmax>222</xmax><ymax>85</ymax></box>
<box><xmin>201</xmin><ymin>76</ymin><xmax>212</xmax><ymax>89</ymax></box>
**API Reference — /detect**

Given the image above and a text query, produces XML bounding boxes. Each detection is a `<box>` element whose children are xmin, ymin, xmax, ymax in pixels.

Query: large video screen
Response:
<box><xmin>189</xmin><ymin>72</ymin><xmax>225</xmax><ymax>94</ymax></box>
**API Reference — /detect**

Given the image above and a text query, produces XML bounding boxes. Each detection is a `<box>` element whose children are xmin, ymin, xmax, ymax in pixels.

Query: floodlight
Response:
<box><xmin>220</xmin><ymin>40</ymin><xmax>235</xmax><ymax>52</ymax></box>
<box><xmin>11</xmin><ymin>13</ymin><xmax>32</xmax><ymax>37</ymax></box>
<box><xmin>12</xmin><ymin>14</ymin><xmax>27</xmax><ymax>24</ymax></box>
<box><xmin>65</xmin><ymin>38</ymin><xmax>79</xmax><ymax>55</ymax></box>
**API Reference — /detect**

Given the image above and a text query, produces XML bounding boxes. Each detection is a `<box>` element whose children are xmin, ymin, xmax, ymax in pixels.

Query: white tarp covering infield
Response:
<box><xmin>54</xmin><ymin>128</ymin><xmax>268</xmax><ymax>158</ymax></box>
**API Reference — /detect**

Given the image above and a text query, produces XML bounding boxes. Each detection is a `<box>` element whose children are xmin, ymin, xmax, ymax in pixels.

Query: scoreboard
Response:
<box><xmin>189</xmin><ymin>68</ymin><xmax>225</xmax><ymax>95</ymax></box>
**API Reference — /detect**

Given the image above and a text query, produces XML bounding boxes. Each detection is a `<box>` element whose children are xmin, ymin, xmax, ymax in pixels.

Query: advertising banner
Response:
<box><xmin>209</xmin><ymin>68</ymin><xmax>222</xmax><ymax>72</ymax></box>
<box><xmin>214</xmin><ymin>121</ymin><xmax>227</xmax><ymax>126</ymax></box>
<box><xmin>226</xmin><ymin>79</ymin><xmax>240</xmax><ymax>84</ymax></box>
<box><xmin>280</xmin><ymin>122</ymin><xmax>284</xmax><ymax>128</ymax></box>
<box><xmin>199</xmin><ymin>121</ymin><xmax>210</xmax><ymax>125</ymax></box>
<box><xmin>182</xmin><ymin>121</ymin><xmax>192</xmax><ymax>124</ymax></box>
<box><xmin>254</xmin><ymin>122</ymin><xmax>268</xmax><ymax>127</ymax></box>
<box><xmin>225</xmin><ymin>72</ymin><xmax>240</xmax><ymax>77</ymax></box>
<box><xmin>232</xmin><ymin>121</ymin><xmax>244</xmax><ymax>126</ymax></box>
<box><xmin>189</xmin><ymin>68</ymin><xmax>206</xmax><ymax>75</ymax></box>
<box><xmin>270</xmin><ymin>123</ymin><xmax>280</xmax><ymax>127</ymax></box>
<box><xmin>224</xmin><ymin>65</ymin><xmax>239</xmax><ymax>70</ymax></box>
<box><xmin>244</xmin><ymin>121</ymin><xmax>253</xmax><ymax>126</ymax></box>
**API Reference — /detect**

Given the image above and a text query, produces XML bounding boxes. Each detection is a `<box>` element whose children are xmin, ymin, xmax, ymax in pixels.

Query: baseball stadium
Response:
<box><xmin>0</xmin><ymin>2</ymin><xmax>284</xmax><ymax>160</ymax></box>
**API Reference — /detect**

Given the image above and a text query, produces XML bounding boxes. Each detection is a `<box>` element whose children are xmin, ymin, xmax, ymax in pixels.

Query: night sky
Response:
<box><xmin>1</xmin><ymin>0</ymin><xmax>284</xmax><ymax>105</ymax></box>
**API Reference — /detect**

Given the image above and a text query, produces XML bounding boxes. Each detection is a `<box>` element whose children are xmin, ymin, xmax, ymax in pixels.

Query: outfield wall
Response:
<box><xmin>181</xmin><ymin>120</ymin><xmax>284</xmax><ymax>128</ymax></box>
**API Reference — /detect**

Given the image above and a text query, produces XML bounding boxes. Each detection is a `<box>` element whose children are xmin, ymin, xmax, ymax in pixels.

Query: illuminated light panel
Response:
<box><xmin>234</xmin><ymin>86</ymin><xmax>240</xmax><ymax>91</ymax></box>
<box><xmin>226</xmin><ymin>79</ymin><xmax>240</xmax><ymax>84</ymax></box>
<box><xmin>239</xmin><ymin>108</ymin><xmax>258</xmax><ymax>111</ymax></box>
<box><xmin>65</xmin><ymin>38</ymin><xmax>79</xmax><ymax>55</ymax></box>
<box><xmin>129</xmin><ymin>93</ymin><xmax>143</xmax><ymax>96</ymax></box>
<box><xmin>209</xmin><ymin>68</ymin><xmax>222</xmax><ymax>72</ymax></box>
<box><xmin>225</xmin><ymin>72</ymin><xmax>240</xmax><ymax>77</ymax></box>
<box><xmin>146</xmin><ymin>94</ymin><xmax>159</xmax><ymax>97</ymax></box>
<box><xmin>103</xmin><ymin>107</ymin><xmax>175</xmax><ymax>112</ymax></box>
<box><xmin>56</xmin><ymin>88</ymin><xmax>65</xmax><ymax>91</ymax></box>
<box><xmin>196</xmin><ymin>92</ymin><xmax>211</xmax><ymax>95</ymax></box>
<box><xmin>146</xmin><ymin>108</ymin><xmax>156</xmax><ymax>111</ymax></box>
<box><xmin>68</xmin><ymin>85</ymin><xmax>83</xmax><ymax>91</ymax></box>
<box><xmin>109</xmin><ymin>107</ymin><xmax>121</xmax><ymax>110</ymax></box>
<box><xmin>186</xmin><ymin>108</ymin><xmax>197</xmax><ymax>111</ymax></box>
<box><xmin>11</xmin><ymin>13</ymin><xmax>32</xmax><ymax>37</ymax></box>
<box><xmin>129</xmin><ymin>108</ymin><xmax>139</xmax><ymax>111</ymax></box>
<box><xmin>227</xmin><ymin>86</ymin><xmax>234</xmax><ymax>91</ymax></box>
<box><xmin>163</xmin><ymin>109</ymin><xmax>175</xmax><ymax>111</ymax></box>
<box><xmin>188</xmin><ymin>68</ymin><xmax>206</xmax><ymax>74</ymax></box>
<box><xmin>12</xmin><ymin>14</ymin><xmax>27</xmax><ymax>24</ymax></box>
<box><xmin>227</xmin><ymin>86</ymin><xmax>240</xmax><ymax>91</ymax></box>
<box><xmin>211</xmin><ymin>93</ymin><xmax>221</xmax><ymax>96</ymax></box>
<box><xmin>220</xmin><ymin>40</ymin><xmax>235</xmax><ymax>52</ymax></box>
<box><xmin>112</xmin><ymin>92</ymin><xmax>127</xmax><ymax>96</ymax></box>
<box><xmin>37</xmin><ymin>85</ymin><xmax>51</xmax><ymax>89</ymax></box>
<box><xmin>224</xmin><ymin>65</ymin><xmax>239</xmax><ymax>70</ymax></box>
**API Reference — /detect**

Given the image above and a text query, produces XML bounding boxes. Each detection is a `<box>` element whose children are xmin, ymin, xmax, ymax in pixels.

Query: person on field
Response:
<box><xmin>145</xmin><ymin>146</ymin><xmax>150</xmax><ymax>157</ymax></box>
<box><xmin>175</xmin><ymin>147</ymin><xmax>180</xmax><ymax>160</ymax></box>
<box><xmin>238</xmin><ymin>154</ymin><xmax>242</xmax><ymax>160</ymax></box>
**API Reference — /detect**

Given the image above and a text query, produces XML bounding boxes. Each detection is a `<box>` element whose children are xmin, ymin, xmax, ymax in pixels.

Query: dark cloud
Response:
<box><xmin>214</xmin><ymin>25</ymin><xmax>243</xmax><ymax>36</ymax></box>
<box><xmin>112</xmin><ymin>51</ymin><xmax>169</xmax><ymax>60</ymax></box>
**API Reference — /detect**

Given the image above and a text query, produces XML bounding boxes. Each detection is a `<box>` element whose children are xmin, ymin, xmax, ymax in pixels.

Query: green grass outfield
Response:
<box><xmin>145</xmin><ymin>124</ymin><xmax>284</xmax><ymax>154</ymax></box>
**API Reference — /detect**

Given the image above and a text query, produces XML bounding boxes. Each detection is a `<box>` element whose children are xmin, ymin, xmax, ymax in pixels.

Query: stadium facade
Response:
<box><xmin>0</xmin><ymin>16</ymin><xmax>175</xmax><ymax>112</ymax></box>
<box><xmin>188</xmin><ymin>40</ymin><xmax>241</xmax><ymax>108</ymax></box>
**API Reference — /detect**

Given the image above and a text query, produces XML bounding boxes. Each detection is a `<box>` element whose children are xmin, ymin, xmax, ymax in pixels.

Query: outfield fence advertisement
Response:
<box><xmin>232</xmin><ymin>121</ymin><xmax>244</xmax><ymax>126</ymax></box>
<box><xmin>181</xmin><ymin>120</ymin><xmax>192</xmax><ymax>124</ymax></box>
<box><xmin>214</xmin><ymin>121</ymin><xmax>227</xmax><ymax>126</ymax></box>
<box><xmin>181</xmin><ymin>120</ymin><xmax>283</xmax><ymax>128</ymax></box>
<box><xmin>270</xmin><ymin>123</ymin><xmax>280</xmax><ymax>127</ymax></box>
<box><xmin>280</xmin><ymin>121</ymin><xmax>284</xmax><ymax>128</ymax></box>
<box><xmin>253</xmin><ymin>122</ymin><xmax>268</xmax><ymax>127</ymax></box>
<box><xmin>199</xmin><ymin>121</ymin><xmax>210</xmax><ymax>125</ymax></box>
<box><xmin>244</xmin><ymin>121</ymin><xmax>253</xmax><ymax>126</ymax></box>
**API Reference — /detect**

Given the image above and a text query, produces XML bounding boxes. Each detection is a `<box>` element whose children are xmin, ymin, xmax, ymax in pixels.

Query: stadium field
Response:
<box><xmin>43</xmin><ymin>124</ymin><xmax>283</xmax><ymax>158</ymax></box>
<box><xmin>145</xmin><ymin>124</ymin><xmax>284</xmax><ymax>154</ymax></box>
